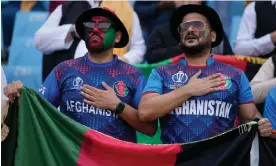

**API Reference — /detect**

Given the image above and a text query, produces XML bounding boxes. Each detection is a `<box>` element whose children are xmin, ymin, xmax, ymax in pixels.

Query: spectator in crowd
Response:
<box><xmin>263</xmin><ymin>87</ymin><xmax>276</xmax><ymax>130</ymax></box>
<box><xmin>34</xmin><ymin>1</ymin><xmax>145</xmax><ymax>81</ymax></box>
<box><xmin>145</xmin><ymin>1</ymin><xmax>233</xmax><ymax>64</ymax></box>
<box><xmin>138</xmin><ymin>5</ymin><xmax>272</xmax><ymax>144</ymax></box>
<box><xmin>134</xmin><ymin>1</ymin><xmax>176</xmax><ymax>42</ymax></box>
<box><xmin>235</xmin><ymin>1</ymin><xmax>276</xmax><ymax>58</ymax></box>
<box><xmin>235</xmin><ymin>1</ymin><xmax>276</xmax><ymax>80</ymax></box>
<box><xmin>1</xmin><ymin>1</ymin><xmax>48</xmax><ymax>62</ymax></box>
<box><xmin>251</xmin><ymin>55</ymin><xmax>276</xmax><ymax>104</ymax></box>
<box><xmin>5</xmin><ymin>7</ymin><xmax>156</xmax><ymax>142</ymax></box>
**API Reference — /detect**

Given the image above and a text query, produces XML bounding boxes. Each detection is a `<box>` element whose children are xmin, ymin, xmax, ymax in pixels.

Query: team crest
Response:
<box><xmin>172</xmin><ymin>71</ymin><xmax>188</xmax><ymax>83</ymax></box>
<box><xmin>219</xmin><ymin>74</ymin><xmax>232</xmax><ymax>89</ymax></box>
<box><xmin>113</xmin><ymin>81</ymin><xmax>128</xmax><ymax>97</ymax></box>
<box><xmin>73</xmin><ymin>76</ymin><xmax>83</xmax><ymax>88</ymax></box>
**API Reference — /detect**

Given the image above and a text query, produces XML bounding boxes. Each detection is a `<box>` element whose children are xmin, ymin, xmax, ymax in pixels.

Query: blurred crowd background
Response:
<box><xmin>1</xmin><ymin>0</ymin><xmax>276</xmax><ymax>116</ymax></box>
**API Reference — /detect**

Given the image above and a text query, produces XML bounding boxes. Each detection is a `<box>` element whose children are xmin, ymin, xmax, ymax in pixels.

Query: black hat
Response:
<box><xmin>170</xmin><ymin>5</ymin><xmax>223</xmax><ymax>48</ymax></box>
<box><xmin>75</xmin><ymin>7</ymin><xmax>129</xmax><ymax>48</ymax></box>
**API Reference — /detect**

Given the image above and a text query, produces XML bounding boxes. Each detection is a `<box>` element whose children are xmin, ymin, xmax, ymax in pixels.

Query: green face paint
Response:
<box><xmin>102</xmin><ymin>27</ymin><xmax>116</xmax><ymax>50</ymax></box>
<box><xmin>201</xmin><ymin>30</ymin><xmax>206</xmax><ymax>39</ymax></box>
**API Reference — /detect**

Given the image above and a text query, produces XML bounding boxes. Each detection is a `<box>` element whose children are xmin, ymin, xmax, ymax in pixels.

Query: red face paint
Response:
<box><xmin>87</xmin><ymin>16</ymin><xmax>109</xmax><ymax>49</ymax></box>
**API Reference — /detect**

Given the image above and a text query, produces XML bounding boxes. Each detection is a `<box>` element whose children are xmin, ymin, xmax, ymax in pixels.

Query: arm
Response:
<box><xmin>34</xmin><ymin>5</ymin><xmax>74</xmax><ymax>55</ymax></box>
<box><xmin>238</xmin><ymin>72</ymin><xmax>272</xmax><ymax>137</ymax></box>
<box><xmin>122</xmin><ymin>11</ymin><xmax>146</xmax><ymax>64</ymax></box>
<box><xmin>38</xmin><ymin>70</ymin><xmax>60</xmax><ymax>107</ymax></box>
<box><xmin>145</xmin><ymin>25</ymin><xmax>182</xmax><ymax>64</ymax></box>
<box><xmin>138</xmin><ymin>69</ymin><xmax>225</xmax><ymax>122</ymax></box>
<box><xmin>250</xmin><ymin>58</ymin><xmax>276</xmax><ymax>104</ymax></box>
<box><xmin>263</xmin><ymin>87</ymin><xmax>276</xmax><ymax>130</ymax></box>
<box><xmin>234</xmin><ymin>2</ymin><xmax>275</xmax><ymax>56</ymax></box>
<box><xmin>81</xmin><ymin>80</ymin><xmax>157</xmax><ymax>137</ymax></box>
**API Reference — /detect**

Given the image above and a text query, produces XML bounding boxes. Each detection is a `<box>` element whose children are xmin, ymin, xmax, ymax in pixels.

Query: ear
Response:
<box><xmin>115</xmin><ymin>31</ymin><xmax>122</xmax><ymax>43</ymax></box>
<box><xmin>211</xmin><ymin>31</ymin><xmax>216</xmax><ymax>43</ymax></box>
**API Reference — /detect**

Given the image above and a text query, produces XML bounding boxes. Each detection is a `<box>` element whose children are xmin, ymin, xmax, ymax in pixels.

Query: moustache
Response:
<box><xmin>185</xmin><ymin>34</ymin><xmax>198</xmax><ymax>40</ymax></box>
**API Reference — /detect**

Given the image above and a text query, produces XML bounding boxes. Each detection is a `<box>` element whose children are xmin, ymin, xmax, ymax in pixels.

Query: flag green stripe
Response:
<box><xmin>15</xmin><ymin>87</ymin><xmax>88</xmax><ymax>166</ymax></box>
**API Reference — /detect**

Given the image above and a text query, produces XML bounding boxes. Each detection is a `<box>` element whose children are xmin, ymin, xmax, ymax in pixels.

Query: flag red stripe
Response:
<box><xmin>77</xmin><ymin>129</ymin><xmax>181</xmax><ymax>166</ymax></box>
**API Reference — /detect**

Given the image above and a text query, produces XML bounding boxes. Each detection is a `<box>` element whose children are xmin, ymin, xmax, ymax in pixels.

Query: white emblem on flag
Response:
<box><xmin>39</xmin><ymin>85</ymin><xmax>46</xmax><ymax>95</ymax></box>
<box><xmin>172</xmin><ymin>71</ymin><xmax>188</xmax><ymax>83</ymax></box>
<box><xmin>73</xmin><ymin>77</ymin><xmax>83</xmax><ymax>88</ymax></box>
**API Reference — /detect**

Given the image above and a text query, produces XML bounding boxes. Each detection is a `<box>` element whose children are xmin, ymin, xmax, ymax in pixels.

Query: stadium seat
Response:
<box><xmin>229</xmin><ymin>16</ymin><xmax>242</xmax><ymax>49</ymax></box>
<box><xmin>2</xmin><ymin>65</ymin><xmax>42</xmax><ymax>91</ymax></box>
<box><xmin>8</xmin><ymin>37</ymin><xmax>43</xmax><ymax>66</ymax></box>
<box><xmin>11</xmin><ymin>11</ymin><xmax>48</xmax><ymax>43</ymax></box>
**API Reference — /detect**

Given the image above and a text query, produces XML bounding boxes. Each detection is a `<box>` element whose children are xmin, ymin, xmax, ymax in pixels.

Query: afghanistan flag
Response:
<box><xmin>2</xmin><ymin>87</ymin><xmax>276</xmax><ymax>166</ymax></box>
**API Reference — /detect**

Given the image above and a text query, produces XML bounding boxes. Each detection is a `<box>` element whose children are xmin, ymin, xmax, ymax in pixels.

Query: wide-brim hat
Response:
<box><xmin>75</xmin><ymin>7</ymin><xmax>129</xmax><ymax>48</ymax></box>
<box><xmin>170</xmin><ymin>5</ymin><xmax>223</xmax><ymax>48</ymax></box>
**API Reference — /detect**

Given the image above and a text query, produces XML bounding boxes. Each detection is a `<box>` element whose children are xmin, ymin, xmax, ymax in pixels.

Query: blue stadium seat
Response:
<box><xmin>2</xmin><ymin>65</ymin><xmax>42</xmax><ymax>91</ymax></box>
<box><xmin>229</xmin><ymin>16</ymin><xmax>242</xmax><ymax>49</ymax></box>
<box><xmin>11</xmin><ymin>11</ymin><xmax>48</xmax><ymax>43</ymax></box>
<box><xmin>8</xmin><ymin>36</ymin><xmax>43</xmax><ymax>66</ymax></box>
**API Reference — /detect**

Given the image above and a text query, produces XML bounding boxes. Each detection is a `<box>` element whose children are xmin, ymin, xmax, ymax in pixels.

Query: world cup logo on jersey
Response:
<box><xmin>113</xmin><ymin>81</ymin><xmax>128</xmax><ymax>97</ymax></box>
<box><xmin>73</xmin><ymin>77</ymin><xmax>83</xmax><ymax>88</ymax></box>
<box><xmin>219</xmin><ymin>74</ymin><xmax>232</xmax><ymax>90</ymax></box>
<box><xmin>172</xmin><ymin>71</ymin><xmax>188</xmax><ymax>83</ymax></box>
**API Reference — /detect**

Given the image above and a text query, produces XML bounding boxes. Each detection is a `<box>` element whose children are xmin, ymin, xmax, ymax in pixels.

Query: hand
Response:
<box><xmin>258</xmin><ymin>118</ymin><xmax>272</xmax><ymax>137</ymax></box>
<box><xmin>4</xmin><ymin>80</ymin><xmax>23</xmax><ymax>102</ymax></box>
<box><xmin>185</xmin><ymin>70</ymin><xmax>225</xmax><ymax>97</ymax></box>
<box><xmin>270</xmin><ymin>31</ymin><xmax>276</xmax><ymax>43</ymax></box>
<box><xmin>81</xmin><ymin>82</ymin><xmax>121</xmax><ymax>111</ymax></box>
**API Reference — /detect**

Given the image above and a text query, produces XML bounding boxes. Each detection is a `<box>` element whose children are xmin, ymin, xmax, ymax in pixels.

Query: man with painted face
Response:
<box><xmin>36</xmin><ymin>7</ymin><xmax>156</xmax><ymax>142</ymax></box>
<box><xmin>138</xmin><ymin>5</ymin><xmax>273</xmax><ymax>144</ymax></box>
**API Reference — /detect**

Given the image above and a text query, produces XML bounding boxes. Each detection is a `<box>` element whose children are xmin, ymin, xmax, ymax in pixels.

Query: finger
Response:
<box><xmin>210</xmin><ymin>87</ymin><xmax>223</xmax><ymax>92</ymax></box>
<box><xmin>83</xmin><ymin>99</ymin><xmax>97</xmax><ymax>107</ymax></box>
<box><xmin>205</xmin><ymin>73</ymin><xmax>222</xmax><ymax>80</ymax></box>
<box><xmin>259</xmin><ymin>128</ymin><xmax>272</xmax><ymax>137</ymax></box>
<box><xmin>81</xmin><ymin>91</ymin><xmax>97</xmax><ymax>101</ymax></box>
<box><xmin>81</xmin><ymin>86</ymin><xmax>94</xmax><ymax>95</ymax></box>
<box><xmin>210</xmin><ymin>81</ymin><xmax>226</xmax><ymax>88</ymax></box>
<box><xmin>191</xmin><ymin>70</ymin><xmax>202</xmax><ymax>79</ymax></box>
<box><xmin>83</xmin><ymin>84</ymin><xmax>101</xmax><ymax>93</ymax></box>
<box><xmin>102</xmin><ymin>82</ymin><xmax>112</xmax><ymax>90</ymax></box>
<box><xmin>258</xmin><ymin>123</ymin><xmax>272</xmax><ymax>131</ymax></box>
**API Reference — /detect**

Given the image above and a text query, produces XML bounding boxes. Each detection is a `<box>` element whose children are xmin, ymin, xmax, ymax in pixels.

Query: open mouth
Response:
<box><xmin>185</xmin><ymin>35</ymin><xmax>198</xmax><ymax>40</ymax></box>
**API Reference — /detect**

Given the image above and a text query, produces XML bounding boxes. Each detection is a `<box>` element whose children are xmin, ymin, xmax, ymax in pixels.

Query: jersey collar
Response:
<box><xmin>178</xmin><ymin>55</ymin><xmax>215</xmax><ymax>68</ymax></box>
<box><xmin>84</xmin><ymin>53</ymin><xmax>118</xmax><ymax>67</ymax></box>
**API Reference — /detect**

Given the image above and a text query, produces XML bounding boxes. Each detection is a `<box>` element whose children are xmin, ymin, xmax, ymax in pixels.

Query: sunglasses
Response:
<box><xmin>83</xmin><ymin>22</ymin><xmax>112</xmax><ymax>32</ymax></box>
<box><xmin>178</xmin><ymin>21</ymin><xmax>207</xmax><ymax>34</ymax></box>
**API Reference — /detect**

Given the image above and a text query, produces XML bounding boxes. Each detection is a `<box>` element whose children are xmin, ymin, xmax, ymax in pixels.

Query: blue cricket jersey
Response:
<box><xmin>143</xmin><ymin>56</ymin><xmax>254</xmax><ymax>144</ymax></box>
<box><xmin>264</xmin><ymin>86</ymin><xmax>276</xmax><ymax>129</ymax></box>
<box><xmin>38</xmin><ymin>54</ymin><xmax>147</xmax><ymax>142</ymax></box>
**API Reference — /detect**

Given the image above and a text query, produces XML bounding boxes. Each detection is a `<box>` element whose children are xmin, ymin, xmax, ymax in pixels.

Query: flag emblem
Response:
<box><xmin>113</xmin><ymin>81</ymin><xmax>128</xmax><ymax>97</ymax></box>
<box><xmin>219</xmin><ymin>74</ymin><xmax>232</xmax><ymax>89</ymax></box>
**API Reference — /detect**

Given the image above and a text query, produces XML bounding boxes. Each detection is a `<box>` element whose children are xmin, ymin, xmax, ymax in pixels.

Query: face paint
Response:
<box><xmin>198</xmin><ymin>30</ymin><xmax>206</xmax><ymax>39</ymax></box>
<box><xmin>84</xmin><ymin>16</ymin><xmax>116</xmax><ymax>53</ymax></box>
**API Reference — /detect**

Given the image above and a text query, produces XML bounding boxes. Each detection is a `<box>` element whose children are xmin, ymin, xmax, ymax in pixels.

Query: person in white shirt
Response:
<box><xmin>34</xmin><ymin>1</ymin><xmax>146</xmax><ymax>80</ymax></box>
<box><xmin>234</xmin><ymin>1</ymin><xmax>276</xmax><ymax>57</ymax></box>
<box><xmin>251</xmin><ymin>56</ymin><xmax>276</xmax><ymax>104</ymax></box>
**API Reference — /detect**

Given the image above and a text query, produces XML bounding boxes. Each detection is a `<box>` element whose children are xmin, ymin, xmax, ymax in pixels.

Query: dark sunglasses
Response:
<box><xmin>83</xmin><ymin>22</ymin><xmax>112</xmax><ymax>32</ymax></box>
<box><xmin>178</xmin><ymin>21</ymin><xmax>208</xmax><ymax>34</ymax></box>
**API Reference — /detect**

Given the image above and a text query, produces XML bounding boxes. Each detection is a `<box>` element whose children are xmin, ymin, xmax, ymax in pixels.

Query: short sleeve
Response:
<box><xmin>239</xmin><ymin>72</ymin><xmax>254</xmax><ymax>104</ymax></box>
<box><xmin>142</xmin><ymin>69</ymin><xmax>163</xmax><ymax>95</ymax></box>
<box><xmin>38</xmin><ymin>70</ymin><xmax>60</xmax><ymax>107</ymax></box>
<box><xmin>263</xmin><ymin>87</ymin><xmax>276</xmax><ymax>129</ymax></box>
<box><xmin>132</xmin><ymin>75</ymin><xmax>147</xmax><ymax>109</ymax></box>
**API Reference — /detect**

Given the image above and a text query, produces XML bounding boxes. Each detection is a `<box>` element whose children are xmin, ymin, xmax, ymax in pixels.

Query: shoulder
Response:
<box><xmin>54</xmin><ymin>57</ymin><xmax>85</xmax><ymax>79</ymax></box>
<box><xmin>118</xmin><ymin>60</ymin><xmax>144</xmax><ymax>77</ymax></box>
<box><xmin>244</xmin><ymin>2</ymin><xmax>255</xmax><ymax>15</ymax></box>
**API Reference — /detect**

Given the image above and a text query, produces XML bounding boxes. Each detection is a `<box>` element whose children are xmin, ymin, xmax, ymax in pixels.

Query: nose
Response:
<box><xmin>187</xmin><ymin>25</ymin><xmax>195</xmax><ymax>32</ymax></box>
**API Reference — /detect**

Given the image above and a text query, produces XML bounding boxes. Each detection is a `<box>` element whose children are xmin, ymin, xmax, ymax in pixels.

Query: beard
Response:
<box><xmin>180</xmin><ymin>42</ymin><xmax>207</xmax><ymax>55</ymax></box>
